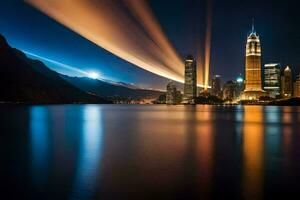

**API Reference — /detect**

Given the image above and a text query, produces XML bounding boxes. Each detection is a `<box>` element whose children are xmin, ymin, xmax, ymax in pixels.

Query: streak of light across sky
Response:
<box><xmin>26</xmin><ymin>0</ymin><xmax>188</xmax><ymax>84</ymax></box>
<box><xmin>23</xmin><ymin>50</ymin><xmax>91</xmax><ymax>77</ymax></box>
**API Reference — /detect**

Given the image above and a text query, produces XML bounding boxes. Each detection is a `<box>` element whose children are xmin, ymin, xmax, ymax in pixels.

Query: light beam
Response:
<box><xmin>204</xmin><ymin>0</ymin><xmax>212</xmax><ymax>90</ymax></box>
<box><xmin>26</xmin><ymin>0</ymin><xmax>186</xmax><ymax>84</ymax></box>
<box><xmin>23</xmin><ymin>50</ymin><xmax>90</xmax><ymax>76</ymax></box>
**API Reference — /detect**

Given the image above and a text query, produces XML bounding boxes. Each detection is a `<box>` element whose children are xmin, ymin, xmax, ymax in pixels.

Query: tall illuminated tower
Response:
<box><xmin>212</xmin><ymin>75</ymin><xmax>222</xmax><ymax>99</ymax></box>
<box><xmin>183</xmin><ymin>55</ymin><xmax>197</xmax><ymax>104</ymax></box>
<box><xmin>281</xmin><ymin>66</ymin><xmax>293</xmax><ymax>98</ymax></box>
<box><xmin>240</xmin><ymin>21</ymin><xmax>266</xmax><ymax>100</ymax></box>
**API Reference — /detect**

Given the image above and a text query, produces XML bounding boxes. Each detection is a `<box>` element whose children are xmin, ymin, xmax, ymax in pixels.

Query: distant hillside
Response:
<box><xmin>0</xmin><ymin>34</ymin><xmax>108</xmax><ymax>104</ymax></box>
<box><xmin>61</xmin><ymin>75</ymin><xmax>164</xmax><ymax>100</ymax></box>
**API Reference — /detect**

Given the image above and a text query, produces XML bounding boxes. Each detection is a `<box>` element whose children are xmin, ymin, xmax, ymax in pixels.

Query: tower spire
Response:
<box><xmin>252</xmin><ymin>18</ymin><xmax>255</xmax><ymax>33</ymax></box>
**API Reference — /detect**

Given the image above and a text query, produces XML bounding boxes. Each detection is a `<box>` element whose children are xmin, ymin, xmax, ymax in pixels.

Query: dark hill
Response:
<box><xmin>61</xmin><ymin>75</ymin><xmax>164</xmax><ymax>100</ymax></box>
<box><xmin>0</xmin><ymin>34</ymin><xmax>108</xmax><ymax>104</ymax></box>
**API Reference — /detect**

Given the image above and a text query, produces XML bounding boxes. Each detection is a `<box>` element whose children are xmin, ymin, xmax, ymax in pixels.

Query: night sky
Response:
<box><xmin>1</xmin><ymin>0</ymin><xmax>299</xmax><ymax>90</ymax></box>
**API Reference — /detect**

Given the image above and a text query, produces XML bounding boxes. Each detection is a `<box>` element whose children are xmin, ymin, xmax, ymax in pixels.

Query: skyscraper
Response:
<box><xmin>264</xmin><ymin>63</ymin><xmax>281</xmax><ymax>98</ymax></box>
<box><xmin>236</xmin><ymin>75</ymin><xmax>245</xmax><ymax>98</ymax></box>
<box><xmin>240</xmin><ymin>22</ymin><xmax>266</xmax><ymax>100</ymax></box>
<box><xmin>166</xmin><ymin>81</ymin><xmax>176</xmax><ymax>105</ymax></box>
<box><xmin>211</xmin><ymin>75</ymin><xmax>222</xmax><ymax>99</ymax></box>
<box><xmin>281</xmin><ymin>66</ymin><xmax>293</xmax><ymax>98</ymax></box>
<box><xmin>166</xmin><ymin>81</ymin><xmax>182</xmax><ymax>105</ymax></box>
<box><xmin>293</xmin><ymin>74</ymin><xmax>300</xmax><ymax>97</ymax></box>
<box><xmin>183</xmin><ymin>55</ymin><xmax>197</xmax><ymax>104</ymax></box>
<box><xmin>223</xmin><ymin>80</ymin><xmax>238</xmax><ymax>101</ymax></box>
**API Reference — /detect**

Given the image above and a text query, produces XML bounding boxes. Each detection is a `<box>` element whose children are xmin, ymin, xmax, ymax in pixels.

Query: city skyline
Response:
<box><xmin>1</xmin><ymin>0</ymin><xmax>300</xmax><ymax>90</ymax></box>
<box><xmin>3</xmin><ymin>1</ymin><xmax>300</xmax><ymax>199</ymax></box>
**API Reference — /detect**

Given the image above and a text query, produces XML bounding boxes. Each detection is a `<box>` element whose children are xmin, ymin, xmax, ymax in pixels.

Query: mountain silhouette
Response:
<box><xmin>0</xmin><ymin>34</ymin><xmax>108</xmax><ymax>104</ymax></box>
<box><xmin>61</xmin><ymin>75</ymin><xmax>164</xmax><ymax>100</ymax></box>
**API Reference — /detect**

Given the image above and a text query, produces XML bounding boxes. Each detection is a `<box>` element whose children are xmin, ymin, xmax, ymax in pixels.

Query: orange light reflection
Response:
<box><xmin>242</xmin><ymin>106</ymin><xmax>264</xmax><ymax>200</ymax></box>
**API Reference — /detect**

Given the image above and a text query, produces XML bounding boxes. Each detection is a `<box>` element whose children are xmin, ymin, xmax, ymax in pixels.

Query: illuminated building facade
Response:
<box><xmin>264</xmin><ymin>63</ymin><xmax>281</xmax><ymax>98</ymax></box>
<box><xmin>281</xmin><ymin>66</ymin><xmax>293</xmax><ymax>98</ymax></box>
<box><xmin>240</xmin><ymin>23</ymin><xmax>266</xmax><ymax>100</ymax></box>
<box><xmin>223</xmin><ymin>80</ymin><xmax>238</xmax><ymax>101</ymax></box>
<box><xmin>236</xmin><ymin>75</ymin><xmax>245</xmax><ymax>98</ymax></box>
<box><xmin>293</xmin><ymin>74</ymin><xmax>300</xmax><ymax>97</ymax></box>
<box><xmin>183</xmin><ymin>55</ymin><xmax>197</xmax><ymax>104</ymax></box>
<box><xmin>166</xmin><ymin>81</ymin><xmax>181</xmax><ymax>105</ymax></box>
<box><xmin>211</xmin><ymin>75</ymin><xmax>222</xmax><ymax>99</ymax></box>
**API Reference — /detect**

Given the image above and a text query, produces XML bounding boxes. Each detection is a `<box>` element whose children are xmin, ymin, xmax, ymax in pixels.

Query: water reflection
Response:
<box><xmin>71</xmin><ymin>106</ymin><xmax>103</xmax><ymax>200</ymax></box>
<box><xmin>282</xmin><ymin>107</ymin><xmax>292</xmax><ymax>124</ymax></box>
<box><xmin>242</xmin><ymin>106</ymin><xmax>264</xmax><ymax>200</ymax></box>
<box><xmin>283</xmin><ymin>126</ymin><xmax>292</xmax><ymax>169</ymax></box>
<box><xmin>196</xmin><ymin>106</ymin><xmax>214</xmax><ymax>198</ymax></box>
<box><xmin>133</xmin><ymin>106</ymin><xmax>187</xmax><ymax>197</ymax></box>
<box><xmin>264</xmin><ymin>106</ymin><xmax>281</xmax><ymax>157</ymax></box>
<box><xmin>5</xmin><ymin>105</ymin><xmax>300</xmax><ymax>199</ymax></box>
<box><xmin>265</xmin><ymin>106</ymin><xmax>280</xmax><ymax>124</ymax></box>
<box><xmin>30</xmin><ymin>106</ymin><xmax>50</xmax><ymax>187</ymax></box>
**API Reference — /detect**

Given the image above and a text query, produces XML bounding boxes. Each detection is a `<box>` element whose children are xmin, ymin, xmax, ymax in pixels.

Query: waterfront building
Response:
<box><xmin>236</xmin><ymin>75</ymin><xmax>245</xmax><ymax>98</ymax></box>
<box><xmin>294</xmin><ymin>74</ymin><xmax>300</xmax><ymax>97</ymax></box>
<box><xmin>183</xmin><ymin>55</ymin><xmax>197</xmax><ymax>104</ymax></box>
<box><xmin>166</xmin><ymin>81</ymin><xmax>177</xmax><ymax>105</ymax></box>
<box><xmin>175</xmin><ymin>91</ymin><xmax>182</xmax><ymax>104</ymax></box>
<box><xmin>166</xmin><ymin>81</ymin><xmax>182</xmax><ymax>105</ymax></box>
<box><xmin>264</xmin><ymin>63</ymin><xmax>281</xmax><ymax>98</ymax></box>
<box><xmin>281</xmin><ymin>66</ymin><xmax>293</xmax><ymax>98</ymax></box>
<box><xmin>240</xmin><ymin>22</ymin><xmax>266</xmax><ymax>100</ymax></box>
<box><xmin>223</xmin><ymin>80</ymin><xmax>237</xmax><ymax>101</ymax></box>
<box><xmin>211</xmin><ymin>75</ymin><xmax>222</xmax><ymax>99</ymax></box>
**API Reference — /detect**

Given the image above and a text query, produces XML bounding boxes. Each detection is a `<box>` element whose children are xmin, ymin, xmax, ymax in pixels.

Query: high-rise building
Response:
<box><xmin>236</xmin><ymin>75</ymin><xmax>245</xmax><ymax>99</ymax></box>
<box><xmin>240</xmin><ymin>22</ymin><xmax>266</xmax><ymax>100</ymax></box>
<box><xmin>281</xmin><ymin>66</ymin><xmax>293</xmax><ymax>98</ymax></box>
<box><xmin>166</xmin><ymin>81</ymin><xmax>182</xmax><ymax>105</ymax></box>
<box><xmin>211</xmin><ymin>75</ymin><xmax>222</xmax><ymax>99</ymax></box>
<box><xmin>264</xmin><ymin>63</ymin><xmax>281</xmax><ymax>98</ymax></box>
<box><xmin>166</xmin><ymin>81</ymin><xmax>177</xmax><ymax>105</ymax></box>
<box><xmin>183</xmin><ymin>55</ymin><xmax>197</xmax><ymax>104</ymax></box>
<box><xmin>293</xmin><ymin>74</ymin><xmax>300</xmax><ymax>97</ymax></box>
<box><xmin>175</xmin><ymin>91</ymin><xmax>183</xmax><ymax>104</ymax></box>
<box><xmin>223</xmin><ymin>80</ymin><xmax>238</xmax><ymax>101</ymax></box>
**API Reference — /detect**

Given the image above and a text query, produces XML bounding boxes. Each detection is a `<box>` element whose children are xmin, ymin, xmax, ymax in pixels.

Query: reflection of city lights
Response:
<box><xmin>30</xmin><ymin>106</ymin><xmax>49</xmax><ymax>186</ymax></box>
<box><xmin>242</xmin><ymin>106</ymin><xmax>264</xmax><ymax>200</ymax></box>
<box><xmin>72</xmin><ymin>106</ymin><xmax>102</xmax><ymax>199</ymax></box>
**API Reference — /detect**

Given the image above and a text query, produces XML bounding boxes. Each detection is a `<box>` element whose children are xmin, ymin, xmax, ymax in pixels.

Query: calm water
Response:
<box><xmin>2</xmin><ymin>105</ymin><xmax>300</xmax><ymax>199</ymax></box>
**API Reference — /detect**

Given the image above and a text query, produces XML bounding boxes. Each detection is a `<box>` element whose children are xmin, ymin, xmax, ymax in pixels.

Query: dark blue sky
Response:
<box><xmin>1</xmin><ymin>0</ymin><xmax>299</xmax><ymax>89</ymax></box>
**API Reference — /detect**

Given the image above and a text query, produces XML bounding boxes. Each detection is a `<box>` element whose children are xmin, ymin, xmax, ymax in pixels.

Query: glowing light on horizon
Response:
<box><xmin>88</xmin><ymin>72</ymin><xmax>99</xmax><ymax>80</ymax></box>
<box><xmin>23</xmin><ymin>50</ymin><xmax>210</xmax><ymax>89</ymax></box>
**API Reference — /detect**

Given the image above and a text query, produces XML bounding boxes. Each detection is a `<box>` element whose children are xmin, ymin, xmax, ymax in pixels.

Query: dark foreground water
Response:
<box><xmin>2</xmin><ymin>105</ymin><xmax>300</xmax><ymax>199</ymax></box>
